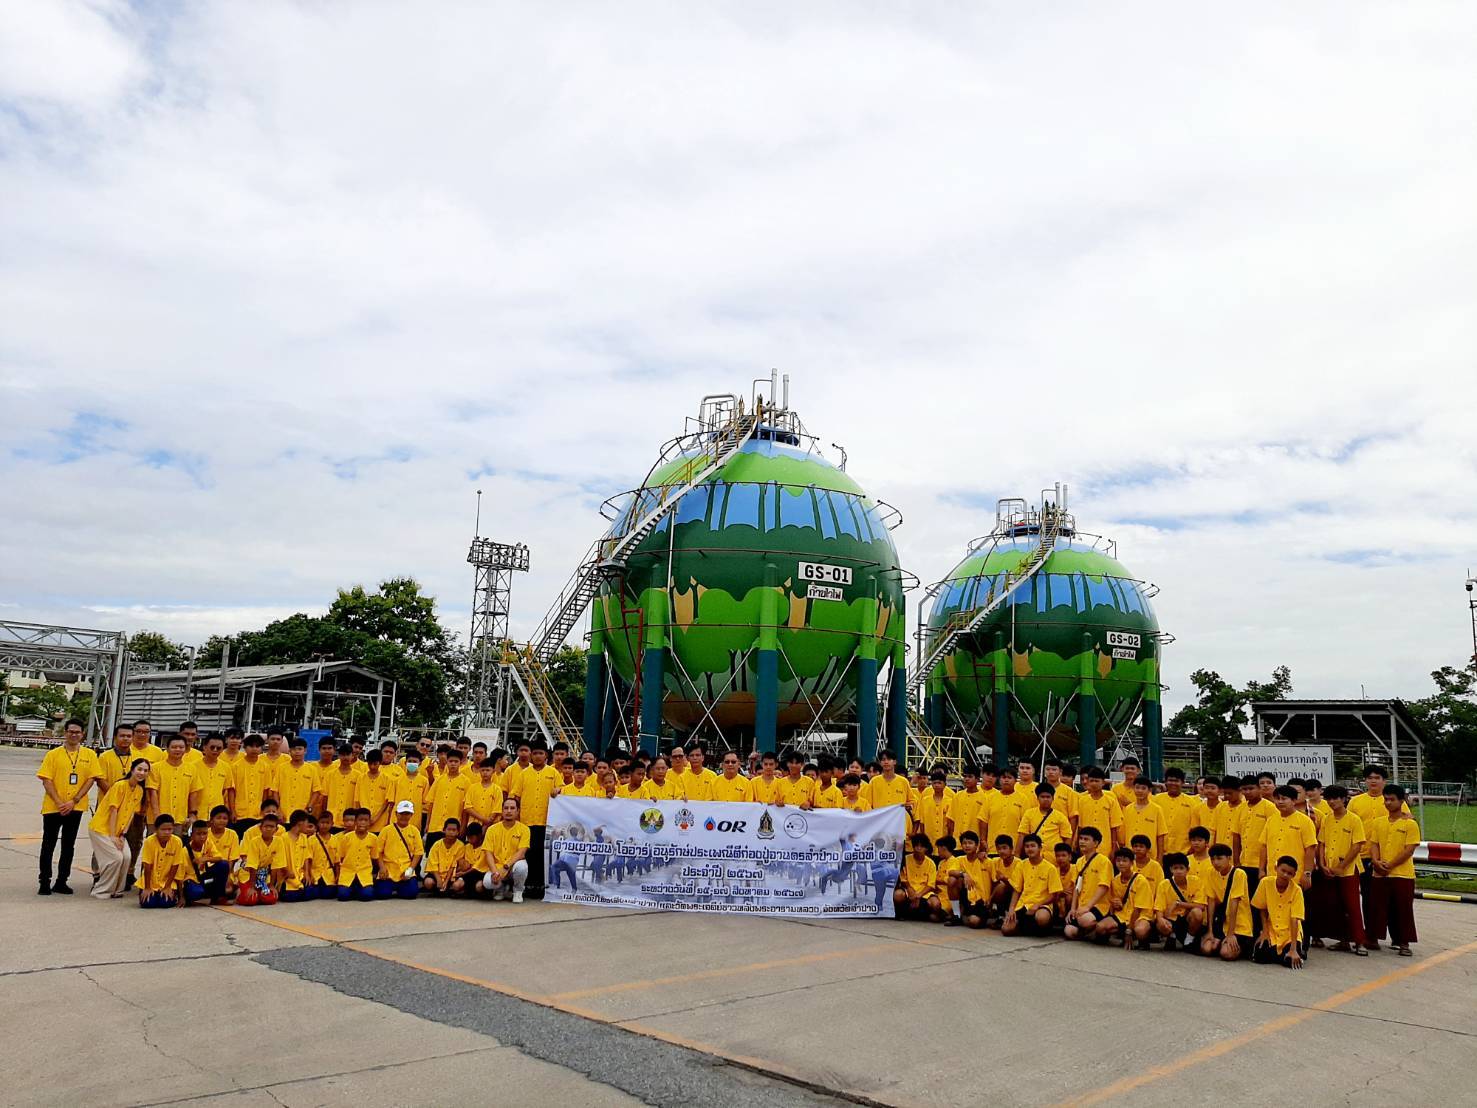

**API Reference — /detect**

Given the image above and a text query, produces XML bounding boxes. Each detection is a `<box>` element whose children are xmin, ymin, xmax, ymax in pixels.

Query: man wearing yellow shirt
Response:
<box><xmin>375</xmin><ymin>801</ymin><xmax>424</xmax><ymax>898</ymax></box>
<box><xmin>1251</xmin><ymin>856</ymin><xmax>1307</xmax><ymax>967</ymax></box>
<box><xmin>1261</xmin><ymin>786</ymin><xmax>1318</xmax><ymax>889</ymax></box>
<box><xmin>273</xmin><ymin>737</ymin><xmax>320</xmax><ymax>822</ymax></box>
<box><xmin>1152</xmin><ymin>768</ymin><xmax>1200</xmax><ymax>855</ymax></box>
<box><xmin>1111</xmin><ymin>756</ymin><xmax>1142</xmax><ymax>808</ymax></box>
<box><xmin>226</xmin><ymin>734</ymin><xmax>272</xmax><ymax>834</ymax></box>
<box><xmin>645</xmin><ymin>756</ymin><xmax>685</xmax><ymax>800</ymax></box>
<box><xmin>895</xmin><ymin>834</ymin><xmax>943</xmax><ymax>921</ymax></box>
<box><xmin>356</xmin><ymin>749</ymin><xmax>395</xmax><ymax>830</ymax></box>
<box><xmin>1017</xmin><ymin>784</ymin><xmax>1072</xmax><ymax>856</ymax></box>
<box><xmin>334</xmin><ymin>808</ymin><xmax>379</xmax><ymax>901</ymax></box>
<box><xmin>1201</xmin><ymin>844</ymin><xmax>1254</xmax><ymax>960</ymax></box>
<box><xmin>462</xmin><ymin>760</ymin><xmax>505</xmax><ymax>828</ymax></box>
<box><xmin>1369</xmin><ymin>784</ymin><xmax>1420</xmax><ymax>955</ymax></box>
<box><xmin>147</xmin><ymin>735</ymin><xmax>204</xmax><ymax>829</ymax></box>
<box><xmin>426</xmin><ymin>752</ymin><xmax>473</xmax><ymax>849</ymax></box>
<box><xmin>500</xmin><ymin>741</ymin><xmax>532</xmax><ymax>794</ymax></box>
<box><xmin>988</xmin><ymin>769</ymin><xmax>1030</xmax><ymax>857</ymax></box>
<box><xmin>914</xmin><ymin>771</ymin><xmax>953</xmax><ymax>845</ymax></box>
<box><xmin>1312</xmin><ymin>784</ymin><xmax>1368</xmax><ymax>954</ymax></box>
<box><xmin>682</xmin><ymin>742</ymin><xmax>719</xmax><ymax>801</ymax></box>
<box><xmin>712</xmin><ymin>752</ymin><xmax>754</xmax><ymax>802</ymax></box>
<box><xmin>1043</xmin><ymin>758</ymin><xmax>1078</xmax><ymax>834</ymax></box>
<box><xmin>138</xmin><ymin>814</ymin><xmax>185</xmax><ymax>908</ymax></box>
<box><xmin>1236</xmin><ymin>777</ymin><xmax>1277</xmax><ymax>899</ymax></box>
<box><xmin>94</xmin><ymin>724</ymin><xmax>137</xmax><ymax>799</ymax></box>
<box><xmin>177</xmin><ymin>721</ymin><xmax>204</xmax><ymax>769</ymax></box>
<box><xmin>776</xmin><ymin>750</ymin><xmax>820</xmax><ymax>809</ymax></box>
<box><xmin>36</xmin><ymin>717</ymin><xmax>101</xmax><ymax>896</ymax></box>
<box><xmin>749</xmin><ymin>752</ymin><xmax>785</xmax><ymax>805</ymax></box>
<box><xmin>321</xmin><ymin>748</ymin><xmax>363</xmax><ymax>831</ymax></box>
<box><xmin>1152</xmin><ymin>852</ymin><xmax>1206</xmax><ymax>950</ymax></box>
<box><xmin>511</xmin><ymin>741</ymin><xmax>562</xmax><ymax>899</ymax></box>
<box><xmin>1003</xmin><ymin>834</ymin><xmax>1061</xmax><ymax>936</ymax></box>
<box><xmin>191</xmin><ymin>735</ymin><xmax>232</xmax><ymax>824</ymax></box>
<box><xmin>1063</xmin><ymin>827</ymin><xmax>1114</xmax><ymax>940</ymax></box>
<box><xmin>1208</xmin><ymin>774</ymin><xmax>1244</xmax><ymax>855</ymax></box>
<box><xmin>864</xmin><ymin>750</ymin><xmax>911</xmax><ymax>815</ymax></box>
<box><xmin>89</xmin><ymin>758</ymin><xmax>151</xmax><ymax>899</ymax></box>
<box><xmin>1076</xmin><ymin>766</ymin><xmax>1123</xmax><ymax>851</ymax></box>
<box><xmin>480</xmin><ymin>797</ymin><xmax>532</xmax><ymax>902</ymax></box>
<box><xmin>946</xmin><ymin>767</ymin><xmax>987</xmax><ymax>843</ymax></box>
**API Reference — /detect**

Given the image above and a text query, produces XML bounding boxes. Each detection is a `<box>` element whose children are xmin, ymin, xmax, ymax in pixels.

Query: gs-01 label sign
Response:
<box><xmin>1106</xmin><ymin>631</ymin><xmax>1141</xmax><ymax>648</ymax></box>
<box><xmin>799</xmin><ymin>562</ymin><xmax>853</xmax><ymax>586</ymax></box>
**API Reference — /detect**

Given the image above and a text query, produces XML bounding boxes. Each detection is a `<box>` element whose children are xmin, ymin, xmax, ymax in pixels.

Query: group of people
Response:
<box><xmin>886</xmin><ymin>758</ymin><xmax>1422</xmax><ymax>967</ymax></box>
<box><xmin>35</xmin><ymin>718</ymin><xmax>1425</xmax><ymax>965</ymax></box>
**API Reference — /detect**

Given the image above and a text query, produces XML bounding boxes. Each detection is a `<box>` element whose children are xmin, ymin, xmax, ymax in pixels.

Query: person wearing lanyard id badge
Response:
<box><xmin>37</xmin><ymin>719</ymin><xmax>101</xmax><ymax>896</ymax></box>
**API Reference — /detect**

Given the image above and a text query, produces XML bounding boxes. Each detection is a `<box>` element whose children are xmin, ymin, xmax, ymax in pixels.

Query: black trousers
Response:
<box><xmin>40</xmin><ymin>810</ymin><xmax>83</xmax><ymax>886</ymax></box>
<box><xmin>526</xmin><ymin>825</ymin><xmax>547</xmax><ymax>898</ymax></box>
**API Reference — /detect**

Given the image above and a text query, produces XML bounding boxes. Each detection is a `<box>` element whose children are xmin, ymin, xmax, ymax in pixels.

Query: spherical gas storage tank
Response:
<box><xmin>589</xmin><ymin>391</ymin><xmax>906</xmax><ymax>753</ymax></box>
<box><xmin>922</xmin><ymin>491</ymin><xmax>1162</xmax><ymax>757</ymax></box>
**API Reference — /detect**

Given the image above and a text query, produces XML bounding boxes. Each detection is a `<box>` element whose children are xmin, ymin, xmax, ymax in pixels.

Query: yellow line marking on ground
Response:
<box><xmin>1054</xmin><ymin>938</ymin><xmax>1477</xmax><ymax>1107</ymax></box>
<box><xmin>212</xmin><ymin>905</ymin><xmax>344</xmax><ymax>943</ymax></box>
<box><xmin>550</xmin><ymin>932</ymin><xmax>973</xmax><ymax>1001</ymax></box>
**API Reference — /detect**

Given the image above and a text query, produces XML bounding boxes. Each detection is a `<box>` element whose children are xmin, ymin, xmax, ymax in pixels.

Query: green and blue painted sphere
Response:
<box><xmin>594</xmin><ymin>432</ymin><xmax>905</xmax><ymax>733</ymax></box>
<box><xmin>925</xmin><ymin>536</ymin><xmax>1160</xmax><ymax>750</ymax></box>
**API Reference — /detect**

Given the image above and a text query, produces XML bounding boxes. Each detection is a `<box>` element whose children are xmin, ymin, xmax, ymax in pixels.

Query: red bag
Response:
<box><xmin>236</xmin><ymin>884</ymin><xmax>259</xmax><ymax>906</ymax></box>
<box><xmin>259</xmin><ymin>886</ymin><xmax>278</xmax><ymax>906</ymax></box>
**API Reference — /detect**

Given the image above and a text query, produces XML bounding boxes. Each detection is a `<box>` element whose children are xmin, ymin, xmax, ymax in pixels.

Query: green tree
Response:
<box><xmin>128</xmin><ymin>630</ymin><xmax>191</xmax><ymax>669</ymax></box>
<box><xmin>7</xmin><ymin>682</ymin><xmax>73</xmax><ymax>723</ymax></box>
<box><xmin>1405</xmin><ymin>664</ymin><xmax>1477</xmax><ymax>784</ymax></box>
<box><xmin>1167</xmin><ymin>665</ymin><xmax>1292</xmax><ymax>763</ymax></box>
<box><xmin>544</xmin><ymin>645</ymin><xmax>588</xmax><ymax>721</ymax></box>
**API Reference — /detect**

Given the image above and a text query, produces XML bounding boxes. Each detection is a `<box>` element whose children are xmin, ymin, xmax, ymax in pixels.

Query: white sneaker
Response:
<box><xmin>511</xmin><ymin>891</ymin><xmax>524</xmax><ymax>904</ymax></box>
<box><xmin>491</xmin><ymin>888</ymin><xmax>503</xmax><ymax>901</ymax></box>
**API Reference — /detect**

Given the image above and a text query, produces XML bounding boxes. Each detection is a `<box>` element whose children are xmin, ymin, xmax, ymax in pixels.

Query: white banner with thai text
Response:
<box><xmin>544</xmin><ymin>796</ymin><xmax>908</xmax><ymax>917</ymax></box>
<box><xmin>1224</xmin><ymin>744</ymin><xmax>1335</xmax><ymax>783</ymax></box>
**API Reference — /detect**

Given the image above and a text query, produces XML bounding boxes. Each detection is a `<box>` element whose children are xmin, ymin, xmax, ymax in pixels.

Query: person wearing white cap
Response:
<box><xmin>480</xmin><ymin>797</ymin><xmax>530</xmax><ymax>903</ymax></box>
<box><xmin>374</xmin><ymin>800</ymin><xmax>425</xmax><ymax>898</ymax></box>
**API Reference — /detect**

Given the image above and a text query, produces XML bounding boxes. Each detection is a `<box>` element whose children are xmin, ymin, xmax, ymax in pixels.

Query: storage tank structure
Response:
<box><xmin>582</xmin><ymin>380</ymin><xmax>909</xmax><ymax>759</ymax></box>
<box><xmin>914</xmin><ymin>487</ymin><xmax>1169</xmax><ymax>777</ymax></box>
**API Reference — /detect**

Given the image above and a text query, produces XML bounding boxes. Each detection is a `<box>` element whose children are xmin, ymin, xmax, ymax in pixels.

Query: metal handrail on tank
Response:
<box><xmin>906</xmin><ymin>495</ymin><xmax>1065</xmax><ymax>701</ymax></box>
<box><xmin>525</xmin><ymin>401</ymin><xmax>760</xmax><ymax>664</ymax></box>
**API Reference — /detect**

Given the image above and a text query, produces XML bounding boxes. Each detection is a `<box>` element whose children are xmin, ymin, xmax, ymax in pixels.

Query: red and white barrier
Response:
<box><xmin>1415</xmin><ymin>842</ymin><xmax>1477</xmax><ymax>866</ymax></box>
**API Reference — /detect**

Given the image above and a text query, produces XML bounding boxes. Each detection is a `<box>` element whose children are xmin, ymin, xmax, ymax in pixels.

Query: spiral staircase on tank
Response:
<box><xmin>498</xmin><ymin>398</ymin><xmax>762</xmax><ymax>753</ymax></box>
<box><xmin>902</xmin><ymin>493</ymin><xmax>1068</xmax><ymax>775</ymax></box>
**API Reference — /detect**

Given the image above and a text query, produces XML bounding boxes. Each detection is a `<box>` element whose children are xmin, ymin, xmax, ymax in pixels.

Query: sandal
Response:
<box><xmin>1352</xmin><ymin>945</ymin><xmax>1368</xmax><ymax>956</ymax></box>
<box><xmin>1397</xmin><ymin>946</ymin><xmax>1413</xmax><ymax>957</ymax></box>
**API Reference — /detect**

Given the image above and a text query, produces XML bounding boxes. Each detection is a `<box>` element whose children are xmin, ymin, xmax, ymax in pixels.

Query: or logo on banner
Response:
<box><xmin>639</xmin><ymin>808</ymin><xmax>664</xmax><ymax>833</ymax></box>
<box><xmin>783</xmin><ymin>813</ymin><xmax>809</xmax><ymax>839</ymax></box>
<box><xmin>704</xmin><ymin>816</ymin><xmax>748</xmax><ymax>833</ymax></box>
<box><xmin>757</xmin><ymin>810</ymin><xmax>775</xmax><ymax>839</ymax></box>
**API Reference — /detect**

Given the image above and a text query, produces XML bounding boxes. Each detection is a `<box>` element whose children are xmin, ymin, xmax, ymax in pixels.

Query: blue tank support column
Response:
<box><xmin>993</xmin><ymin>631</ymin><xmax>1010</xmax><ymax>771</ymax></box>
<box><xmin>754</xmin><ymin>564</ymin><xmax>780</xmax><ymax>755</ymax></box>
<box><xmin>887</xmin><ymin>644</ymin><xmax>908</xmax><ymax>763</ymax></box>
<box><xmin>1078</xmin><ymin>632</ymin><xmax>1097</xmax><ymax>769</ymax></box>
<box><xmin>1144</xmin><ymin>697</ymin><xmax>1164</xmax><ymax>782</ymax></box>
<box><xmin>638</xmin><ymin>590</ymin><xmax>666</xmax><ymax>757</ymax></box>
<box><xmin>856</xmin><ymin>595</ymin><xmax>879</xmax><ymax>763</ymax></box>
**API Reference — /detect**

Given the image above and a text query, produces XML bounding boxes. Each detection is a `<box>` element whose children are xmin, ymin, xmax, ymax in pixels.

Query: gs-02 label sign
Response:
<box><xmin>799</xmin><ymin>561</ymin><xmax>853</xmax><ymax>586</ymax></box>
<box><xmin>1106</xmin><ymin>631</ymin><xmax>1141</xmax><ymax>649</ymax></box>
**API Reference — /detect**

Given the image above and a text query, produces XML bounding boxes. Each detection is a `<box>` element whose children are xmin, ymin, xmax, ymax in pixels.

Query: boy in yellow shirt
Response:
<box><xmin>424</xmin><ymin>818</ymin><xmax>469</xmax><ymax>896</ymax></box>
<box><xmin>838</xmin><ymin>772</ymin><xmax>872</xmax><ymax>812</ymax></box>
<box><xmin>1368</xmin><ymin>784</ymin><xmax>1420</xmax><ymax>955</ymax></box>
<box><xmin>1153</xmin><ymin>852</ymin><xmax>1206</xmax><ymax>951</ymax></box>
<box><xmin>864</xmin><ymin>750</ymin><xmax>911</xmax><ymax>815</ymax></box>
<box><xmin>236</xmin><ymin>812</ymin><xmax>288</xmax><ymax>906</ymax></box>
<box><xmin>334</xmin><ymin>808</ymin><xmax>379</xmax><ymax>901</ymax></box>
<box><xmin>1122</xmin><ymin>778</ymin><xmax>1167</xmax><ymax>859</ymax></box>
<box><xmin>1313</xmin><ymin>784</ymin><xmax>1368</xmax><ymax>955</ymax></box>
<box><xmin>1201</xmin><ymin>844</ymin><xmax>1254</xmax><ymax>961</ymax></box>
<box><xmin>308</xmin><ymin>811</ymin><xmax>339</xmax><ymax>897</ymax></box>
<box><xmin>199</xmin><ymin>805</ymin><xmax>239</xmax><ymax>904</ymax></box>
<box><xmin>775</xmin><ymin>750</ymin><xmax>820</xmax><ymax>809</ymax></box>
<box><xmin>179</xmin><ymin>820</ymin><xmax>212</xmax><ymax>906</ymax></box>
<box><xmin>1251</xmin><ymin>856</ymin><xmax>1307</xmax><ymax>967</ymax></box>
<box><xmin>1186</xmin><ymin>826</ymin><xmax>1216</xmax><ymax>891</ymax></box>
<box><xmin>894</xmin><ymin>834</ymin><xmax>942</xmax><ymax>921</ymax></box>
<box><xmin>1111</xmin><ymin>757</ymin><xmax>1141</xmax><ymax>808</ymax></box>
<box><xmin>375</xmin><ymin>800</ymin><xmax>425</xmax><ymax>899</ymax></box>
<box><xmin>1129</xmin><ymin>835</ymin><xmax>1164</xmax><ymax>886</ymax></box>
<box><xmin>944</xmin><ymin>830</ymin><xmax>992</xmax><ymax>929</ymax></box>
<box><xmin>987</xmin><ymin>835</ymin><xmax>1019</xmax><ymax>925</ymax></box>
<box><xmin>914</xmin><ymin>771</ymin><xmax>953</xmax><ymax>846</ymax></box>
<box><xmin>1076</xmin><ymin>766</ymin><xmax>1123</xmax><ymax>851</ymax></box>
<box><xmin>1003</xmin><ymin>833</ymin><xmax>1060</xmax><ymax>936</ymax></box>
<box><xmin>1018</xmin><ymin>784</ymin><xmax>1072</xmax><ymax>856</ymax></box>
<box><xmin>1098</xmin><ymin>847</ymin><xmax>1155</xmax><ymax>947</ymax></box>
<box><xmin>1152</xmin><ymin>768</ymin><xmax>1200</xmax><ymax>854</ymax></box>
<box><xmin>279</xmin><ymin>810</ymin><xmax>314</xmax><ymax>903</ymax></box>
<box><xmin>1063</xmin><ymin>827</ymin><xmax>1114</xmax><ymax>940</ymax></box>
<box><xmin>138</xmin><ymin>815</ymin><xmax>184</xmax><ymax>908</ymax></box>
<box><xmin>463</xmin><ymin>759</ymin><xmax>506</xmax><ymax>829</ymax></box>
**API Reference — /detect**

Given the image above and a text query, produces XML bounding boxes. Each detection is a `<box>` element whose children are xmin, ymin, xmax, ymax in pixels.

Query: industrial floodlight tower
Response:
<box><xmin>466</xmin><ymin>534</ymin><xmax>530</xmax><ymax>730</ymax></box>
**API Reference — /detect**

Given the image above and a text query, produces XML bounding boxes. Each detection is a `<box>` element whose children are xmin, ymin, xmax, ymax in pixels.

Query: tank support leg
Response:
<box><xmin>857</xmin><ymin>657</ymin><xmax>879</xmax><ymax>763</ymax></box>
<box><xmin>755</xmin><ymin>649</ymin><xmax>778</xmax><ymax>755</ymax></box>
<box><xmin>887</xmin><ymin>657</ymin><xmax>907</xmax><ymax>764</ymax></box>
<box><xmin>583</xmin><ymin>650</ymin><xmax>606</xmax><ymax>752</ymax></box>
<box><xmin>1078</xmin><ymin>632</ymin><xmax>1097</xmax><ymax>769</ymax></box>
<box><xmin>639</xmin><ymin>648</ymin><xmax>663</xmax><ymax>757</ymax></box>
<box><xmin>1144</xmin><ymin>699</ymin><xmax>1164</xmax><ymax>782</ymax></box>
<box><xmin>993</xmin><ymin>691</ymin><xmax>1010</xmax><ymax>771</ymax></box>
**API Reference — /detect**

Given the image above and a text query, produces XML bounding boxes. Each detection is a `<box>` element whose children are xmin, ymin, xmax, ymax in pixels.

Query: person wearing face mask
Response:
<box><xmin>395</xmin><ymin>755</ymin><xmax>430</xmax><ymax>835</ymax></box>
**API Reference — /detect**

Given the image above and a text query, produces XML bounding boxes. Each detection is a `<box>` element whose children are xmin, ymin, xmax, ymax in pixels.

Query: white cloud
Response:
<box><xmin>1</xmin><ymin>3</ymin><xmax>1474</xmax><ymax>714</ymax></box>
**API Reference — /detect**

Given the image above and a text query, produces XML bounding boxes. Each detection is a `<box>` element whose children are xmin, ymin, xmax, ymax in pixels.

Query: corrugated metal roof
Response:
<box><xmin>127</xmin><ymin>660</ymin><xmax>389</xmax><ymax>687</ymax></box>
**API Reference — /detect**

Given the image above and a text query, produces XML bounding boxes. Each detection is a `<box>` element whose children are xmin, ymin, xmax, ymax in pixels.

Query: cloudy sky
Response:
<box><xmin>2</xmin><ymin>2</ymin><xmax>1474</xmax><ymax>714</ymax></box>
